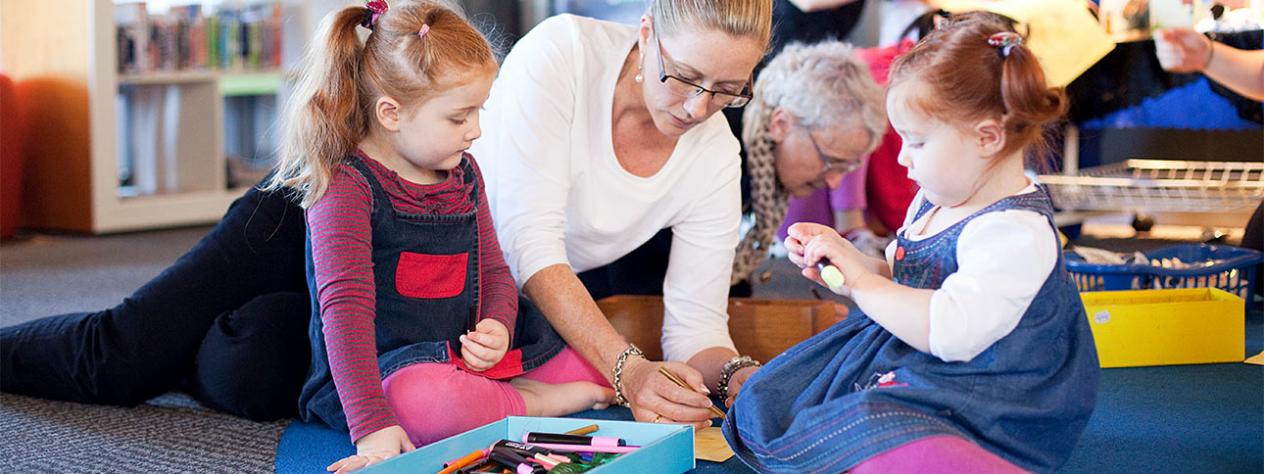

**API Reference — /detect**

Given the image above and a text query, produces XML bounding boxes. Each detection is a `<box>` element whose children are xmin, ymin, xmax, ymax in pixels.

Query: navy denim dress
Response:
<box><xmin>724</xmin><ymin>187</ymin><xmax>1099</xmax><ymax>473</ymax></box>
<box><xmin>298</xmin><ymin>156</ymin><xmax>565</xmax><ymax>432</ymax></box>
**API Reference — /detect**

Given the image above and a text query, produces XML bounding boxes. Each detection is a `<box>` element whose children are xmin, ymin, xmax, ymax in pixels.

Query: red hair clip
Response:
<box><xmin>361</xmin><ymin>0</ymin><xmax>389</xmax><ymax>30</ymax></box>
<box><xmin>987</xmin><ymin>32</ymin><xmax>1023</xmax><ymax>58</ymax></box>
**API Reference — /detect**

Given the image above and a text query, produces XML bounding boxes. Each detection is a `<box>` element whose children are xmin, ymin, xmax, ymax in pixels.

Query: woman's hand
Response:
<box><xmin>622</xmin><ymin>359</ymin><xmax>715</xmax><ymax>429</ymax></box>
<box><xmin>723</xmin><ymin>366</ymin><xmax>759</xmax><ymax>408</ymax></box>
<box><xmin>327</xmin><ymin>425</ymin><xmax>415</xmax><ymax>474</ymax></box>
<box><xmin>460</xmin><ymin>319</ymin><xmax>510</xmax><ymax>371</ymax></box>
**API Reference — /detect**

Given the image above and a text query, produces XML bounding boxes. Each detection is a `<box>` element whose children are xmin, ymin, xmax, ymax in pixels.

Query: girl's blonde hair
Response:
<box><xmin>265</xmin><ymin>1</ymin><xmax>497</xmax><ymax>208</ymax></box>
<box><xmin>734</xmin><ymin>41</ymin><xmax>887</xmax><ymax>286</ymax></box>
<box><xmin>650</xmin><ymin>0</ymin><xmax>773</xmax><ymax>46</ymax></box>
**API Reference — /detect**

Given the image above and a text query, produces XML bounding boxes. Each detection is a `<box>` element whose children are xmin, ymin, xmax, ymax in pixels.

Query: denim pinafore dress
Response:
<box><xmin>298</xmin><ymin>155</ymin><xmax>566</xmax><ymax>432</ymax></box>
<box><xmin>724</xmin><ymin>187</ymin><xmax>1099</xmax><ymax>473</ymax></box>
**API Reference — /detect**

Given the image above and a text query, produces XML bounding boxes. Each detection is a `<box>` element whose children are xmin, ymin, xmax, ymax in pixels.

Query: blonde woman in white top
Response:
<box><xmin>472</xmin><ymin>1</ymin><xmax>772</xmax><ymax>428</ymax></box>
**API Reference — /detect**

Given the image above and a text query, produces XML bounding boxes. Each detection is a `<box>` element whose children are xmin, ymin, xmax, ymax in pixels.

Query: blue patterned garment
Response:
<box><xmin>723</xmin><ymin>186</ymin><xmax>1099</xmax><ymax>473</ymax></box>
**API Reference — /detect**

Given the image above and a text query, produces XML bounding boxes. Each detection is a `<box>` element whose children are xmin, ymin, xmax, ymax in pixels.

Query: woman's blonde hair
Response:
<box><xmin>264</xmin><ymin>1</ymin><xmax>497</xmax><ymax>208</ymax></box>
<box><xmin>733</xmin><ymin>41</ymin><xmax>887</xmax><ymax>285</ymax></box>
<box><xmin>650</xmin><ymin>0</ymin><xmax>773</xmax><ymax>46</ymax></box>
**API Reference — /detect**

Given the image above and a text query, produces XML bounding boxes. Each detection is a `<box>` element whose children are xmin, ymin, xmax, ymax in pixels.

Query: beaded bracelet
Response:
<box><xmin>611</xmin><ymin>344</ymin><xmax>644</xmax><ymax>407</ymax></box>
<box><xmin>716</xmin><ymin>355</ymin><xmax>761</xmax><ymax>402</ymax></box>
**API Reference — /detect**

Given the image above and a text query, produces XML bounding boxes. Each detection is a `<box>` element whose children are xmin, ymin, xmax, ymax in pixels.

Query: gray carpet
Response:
<box><xmin>0</xmin><ymin>392</ymin><xmax>286</xmax><ymax>473</ymax></box>
<box><xmin>1</xmin><ymin>227</ymin><xmax>294</xmax><ymax>473</ymax></box>
<box><xmin>0</xmin><ymin>228</ymin><xmax>211</xmax><ymax>327</ymax></box>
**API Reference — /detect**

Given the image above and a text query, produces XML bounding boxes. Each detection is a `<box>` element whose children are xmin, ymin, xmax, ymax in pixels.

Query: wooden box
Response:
<box><xmin>596</xmin><ymin>296</ymin><xmax>841</xmax><ymax>363</ymax></box>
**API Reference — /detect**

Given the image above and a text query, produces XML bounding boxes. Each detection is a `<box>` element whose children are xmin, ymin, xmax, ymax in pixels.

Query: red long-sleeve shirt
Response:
<box><xmin>306</xmin><ymin>152</ymin><xmax>517</xmax><ymax>441</ymax></box>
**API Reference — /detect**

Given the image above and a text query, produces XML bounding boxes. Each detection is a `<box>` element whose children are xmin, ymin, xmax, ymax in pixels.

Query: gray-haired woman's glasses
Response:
<box><xmin>654</xmin><ymin>31</ymin><xmax>753</xmax><ymax>109</ymax></box>
<box><xmin>807</xmin><ymin>129</ymin><xmax>863</xmax><ymax>177</ymax></box>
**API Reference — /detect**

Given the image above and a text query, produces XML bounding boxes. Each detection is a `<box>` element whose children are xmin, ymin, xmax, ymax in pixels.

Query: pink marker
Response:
<box><xmin>520</xmin><ymin>442</ymin><xmax>641</xmax><ymax>454</ymax></box>
<box><xmin>523</xmin><ymin>432</ymin><xmax>626</xmax><ymax>447</ymax></box>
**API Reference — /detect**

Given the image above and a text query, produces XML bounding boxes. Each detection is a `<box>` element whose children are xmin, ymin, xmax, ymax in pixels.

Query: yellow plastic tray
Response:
<box><xmin>1081</xmin><ymin>288</ymin><xmax>1244</xmax><ymax>368</ymax></box>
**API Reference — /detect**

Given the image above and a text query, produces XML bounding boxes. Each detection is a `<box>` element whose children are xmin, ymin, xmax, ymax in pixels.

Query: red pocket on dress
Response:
<box><xmin>396</xmin><ymin>251</ymin><xmax>468</xmax><ymax>299</ymax></box>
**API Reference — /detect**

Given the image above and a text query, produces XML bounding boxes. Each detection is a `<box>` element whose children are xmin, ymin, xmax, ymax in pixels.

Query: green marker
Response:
<box><xmin>817</xmin><ymin>259</ymin><xmax>846</xmax><ymax>289</ymax></box>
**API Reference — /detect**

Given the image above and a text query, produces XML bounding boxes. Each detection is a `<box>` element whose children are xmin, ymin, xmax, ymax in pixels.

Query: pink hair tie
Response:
<box><xmin>418</xmin><ymin>23</ymin><xmax>430</xmax><ymax>39</ymax></box>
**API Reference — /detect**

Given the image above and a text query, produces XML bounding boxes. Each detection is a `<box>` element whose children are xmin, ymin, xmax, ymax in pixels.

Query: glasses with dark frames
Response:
<box><xmin>653</xmin><ymin>27</ymin><xmax>753</xmax><ymax>109</ymax></box>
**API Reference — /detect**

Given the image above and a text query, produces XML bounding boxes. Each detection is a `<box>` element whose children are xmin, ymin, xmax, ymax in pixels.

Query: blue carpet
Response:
<box><xmin>276</xmin><ymin>311</ymin><xmax>1263</xmax><ymax>473</ymax></box>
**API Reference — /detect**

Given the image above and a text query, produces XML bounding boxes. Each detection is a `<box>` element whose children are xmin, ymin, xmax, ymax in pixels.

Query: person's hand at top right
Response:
<box><xmin>1154</xmin><ymin>28</ymin><xmax>1213</xmax><ymax>73</ymax></box>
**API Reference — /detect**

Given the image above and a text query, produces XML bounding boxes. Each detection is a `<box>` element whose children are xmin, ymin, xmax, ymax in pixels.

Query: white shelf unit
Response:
<box><xmin>3</xmin><ymin>0</ymin><xmax>308</xmax><ymax>234</ymax></box>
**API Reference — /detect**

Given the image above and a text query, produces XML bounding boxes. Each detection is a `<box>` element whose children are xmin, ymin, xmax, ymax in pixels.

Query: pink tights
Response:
<box><xmin>381</xmin><ymin>347</ymin><xmax>609</xmax><ymax>446</ymax></box>
<box><xmin>849</xmin><ymin>435</ymin><xmax>1028</xmax><ymax>473</ymax></box>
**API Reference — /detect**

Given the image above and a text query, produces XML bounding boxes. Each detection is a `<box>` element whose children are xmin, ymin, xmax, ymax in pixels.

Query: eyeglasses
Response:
<box><xmin>653</xmin><ymin>28</ymin><xmax>753</xmax><ymax>109</ymax></box>
<box><xmin>806</xmin><ymin>129</ymin><xmax>863</xmax><ymax>177</ymax></box>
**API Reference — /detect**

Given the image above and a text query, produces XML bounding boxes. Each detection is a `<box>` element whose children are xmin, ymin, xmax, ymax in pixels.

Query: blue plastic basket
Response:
<box><xmin>1065</xmin><ymin>244</ymin><xmax>1263</xmax><ymax>302</ymax></box>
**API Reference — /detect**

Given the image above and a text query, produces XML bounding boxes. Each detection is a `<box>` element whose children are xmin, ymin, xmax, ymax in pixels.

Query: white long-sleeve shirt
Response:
<box><xmin>471</xmin><ymin>14</ymin><xmax>742</xmax><ymax>362</ymax></box>
<box><xmin>886</xmin><ymin>184</ymin><xmax>1058</xmax><ymax>362</ymax></box>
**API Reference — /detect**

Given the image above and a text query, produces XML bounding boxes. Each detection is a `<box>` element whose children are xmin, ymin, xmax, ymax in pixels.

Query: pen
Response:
<box><xmin>563</xmin><ymin>424</ymin><xmax>599</xmax><ymax>436</ymax></box>
<box><xmin>657</xmin><ymin>366</ymin><xmax>727</xmax><ymax>420</ymax></box>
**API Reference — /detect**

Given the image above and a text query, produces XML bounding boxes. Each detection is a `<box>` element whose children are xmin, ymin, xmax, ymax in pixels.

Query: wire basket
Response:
<box><xmin>1065</xmin><ymin>244</ymin><xmax>1263</xmax><ymax>302</ymax></box>
<box><xmin>1040</xmin><ymin>160</ymin><xmax>1264</xmax><ymax>213</ymax></box>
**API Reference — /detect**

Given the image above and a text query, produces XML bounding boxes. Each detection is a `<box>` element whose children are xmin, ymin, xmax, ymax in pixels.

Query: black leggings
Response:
<box><xmin>1</xmin><ymin>186</ymin><xmax>311</xmax><ymax>421</ymax></box>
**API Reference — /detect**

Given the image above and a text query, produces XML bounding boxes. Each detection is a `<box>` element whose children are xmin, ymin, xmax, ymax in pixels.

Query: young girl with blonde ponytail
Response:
<box><xmin>266</xmin><ymin>2</ymin><xmax>612</xmax><ymax>471</ymax></box>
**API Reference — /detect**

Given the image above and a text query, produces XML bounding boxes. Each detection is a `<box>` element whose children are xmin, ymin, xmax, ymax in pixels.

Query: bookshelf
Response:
<box><xmin>2</xmin><ymin>0</ymin><xmax>309</xmax><ymax>233</ymax></box>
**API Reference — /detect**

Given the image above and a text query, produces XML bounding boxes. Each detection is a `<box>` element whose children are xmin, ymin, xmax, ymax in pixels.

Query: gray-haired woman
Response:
<box><xmin>733</xmin><ymin>40</ymin><xmax>889</xmax><ymax>292</ymax></box>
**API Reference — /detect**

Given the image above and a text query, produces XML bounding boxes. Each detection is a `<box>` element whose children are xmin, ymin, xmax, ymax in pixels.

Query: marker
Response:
<box><xmin>440</xmin><ymin>448</ymin><xmax>488</xmax><ymax>474</ymax></box>
<box><xmin>523</xmin><ymin>432</ymin><xmax>625</xmax><ymax>447</ymax></box>
<box><xmin>817</xmin><ymin>259</ymin><xmax>846</xmax><ymax>289</ymax></box>
<box><xmin>453</xmin><ymin>459</ymin><xmax>500</xmax><ymax>474</ymax></box>
<box><xmin>519</xmin><ymin>442</ymin><xmax>640</xmax><ymax>454</ymax></box>
<box><xmin>488</xmin><ymin>446</ymin><xmax>543</xmax><ymax>474</ymax></box>
<box><xmin>493</xmin><ymin>440</ymin><xmax>570</xmax><ymax>465</ymax></box>
<box><xmin>529</xmin><ymin>453</ymin><xmax>560</xmax><ymax>470</ymax></box>
<box><xmin>657</xmin><ymin>366</ymin><xmax>727</xmax><ymax>420</ymax></box>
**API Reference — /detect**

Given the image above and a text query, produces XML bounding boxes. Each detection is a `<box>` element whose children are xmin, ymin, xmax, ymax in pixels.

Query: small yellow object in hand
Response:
<box><xmin>817</xmin><ymin>260</ymin><xmax>846</xmax><ymax>289</ymax></box>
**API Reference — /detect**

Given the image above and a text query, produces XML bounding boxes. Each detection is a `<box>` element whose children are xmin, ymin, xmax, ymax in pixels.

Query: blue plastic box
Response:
<box><xmin>359</xmin><ymin>417</ymin><xmax>695</xmax><ymax>474</ymax></box>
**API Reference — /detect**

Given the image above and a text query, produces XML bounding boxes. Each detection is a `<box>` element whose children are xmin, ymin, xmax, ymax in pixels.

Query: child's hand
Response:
<box><xmin>801</xmin><ymin>232</ymin><xmax>869</xmax><ymax>296</ymax></box>
<box><xmin>327</xmin><ymin>425</ymin><xmax>414</xmax><ymax>474</ymax></box>
<box><xmin>724</xmin><ymin>365</ymin><xmax>760</xmax><ymax>408</ymax></box>
<box><xmin>785</xmin><ymin>223</ymin><xmax>838</xmax><ymax>269</ymax></box>
<box><xmin>460</xmin><ymin>319</ymin><xmax>509</xmax><ymax>371</ymax></box>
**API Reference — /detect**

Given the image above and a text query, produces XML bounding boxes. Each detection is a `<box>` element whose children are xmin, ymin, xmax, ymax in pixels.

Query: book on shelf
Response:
<box><xmin>115</xmin><ymin>2</ymin><xmax>285</xmax><ymax>77</ymax></box>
